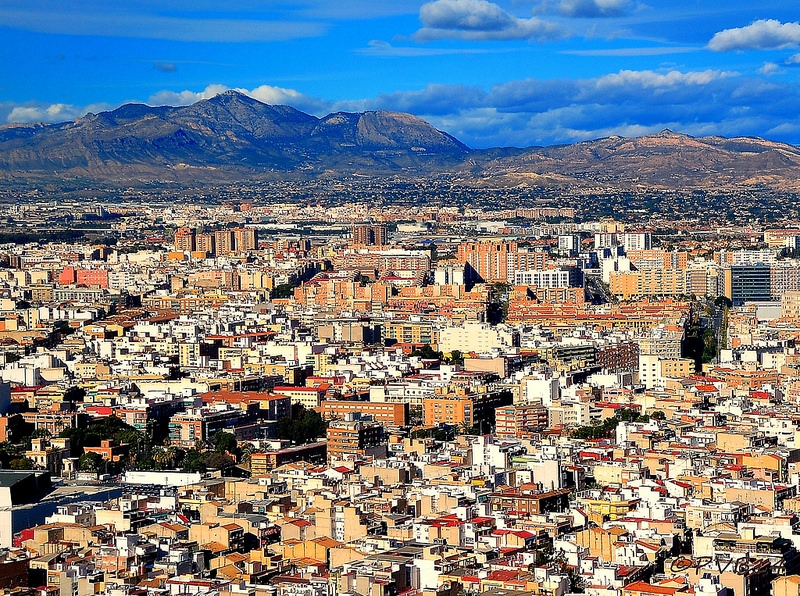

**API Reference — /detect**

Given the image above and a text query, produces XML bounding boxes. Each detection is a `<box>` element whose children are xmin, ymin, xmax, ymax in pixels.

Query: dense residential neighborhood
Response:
<box><xmin>2</xmin><ymin>199</ymin><xmax>800</xmax><ymax>596</ymax></box>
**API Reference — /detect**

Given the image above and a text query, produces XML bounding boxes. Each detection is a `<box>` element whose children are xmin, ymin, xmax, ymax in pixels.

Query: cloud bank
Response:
<box><xmin>4</xmin><ymin>69</ymin><xmax>800</xmax><ymax>149</ymax></box>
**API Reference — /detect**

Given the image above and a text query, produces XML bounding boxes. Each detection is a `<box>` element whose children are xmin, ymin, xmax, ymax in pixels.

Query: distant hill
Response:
<box><xmin>469</xmin><ymin>130</ymin><xmax>800</xmax><ymax>191</ymax></box>
<box><xmin>2</xmin><ymin>91</ymin><xmax>800</xmax><ymax>191</ymax></box>
<box><xmin>0</xmin><ymin>91</ymin><xmax>468</xmax><ymax>182</ymax></box>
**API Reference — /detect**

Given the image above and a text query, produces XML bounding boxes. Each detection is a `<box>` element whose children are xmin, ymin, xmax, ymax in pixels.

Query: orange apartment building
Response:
<box><xmin>185</xmin><ymin>270</ymin><xmax>239</xmax><ymax>291</ymax></box>
<box><xmin>489</xmin><ymin>487</ymin><xmax>571</xmax><ymax>515</ymax></box>
<box><xmin>326</xmin><ymin>418</ymin><xmax>385</xmax><ymax>461</ymax></box>
<box><xmin>200</xmin><ymin>390</ymin><xmax>291</xmax><ymax>421</ymax></box>
<box><xmin>351</xmin><ymin>224</ymin><xmax>387</xmax><ymax>247</ymax></box>
<box><xmin>320</xmin><ymin>400</ymin><xmax>408</xmax><ymax>426</ymax></box>
<box><xmin>626</xmin><ymin>250</ymin><xmax>688</xmax><ymax>270</ymax></box>
<box><xmin>709</xmin><ymin>367</ymin><xmax>782</xmax><ymax>390</ymax></box>
<box><xmin>83</xmin><ymin>439</ymin><xmax>130</xmax><ymax>463</ymax></box>
<box><xmin>174</xmin><ymin>226</ymin><xmax>196</xmax><ymax>252</ymax></box>
<box><xmin>233</xmin><ymin>227</ymin><xmax>257</xmax><ymax>252</ymax></box>
<box><xmin>506</xmin><ymin>299</ymin><xmax>690</xmax><ymax>333</ymax></box>
<box><xmin>457</xmin><ymin>241</ymin><xmax>518</xmax><ymax>283</ymax></box>
<box><xmin>783</xmin><ymin>291</ymin><xmax>800</xmax><ymax>321</ymax></box>
<box><xmin>195</xmin><ymin>232</ymin><xmax>215</xmax><ymax>255</ymax></box>
<box><xmin>609</xmin><ymin>269</ymin><xmax>687</xmax><ymax>300</ymax></box>
<box><xmin>293</xmin><ymin>280</ymin><xmax>392</xmax><ymax>311</ymax></box>
<box><xmin>250</xmin><ymin>442</ymin><xmax>327</xmax><ymax>475</ymax></box>
<box><xmin>214</xmin><ymin>230</ymin><xmax>235</xmax><ymax>256</ymax></box>
<box><xmin>423</xmin><ymin>389</ymin><xmax>512</xmax><ymax>428</ymax></box>
<box><xmin>495</xmin><ymin>404</ymin><xmax>549</xmax><ymax>438</ymax></box>
<box><xmin>57</xmin><ymin>266</ymin><xmax>109</xmax><ymax>288</ymax></box>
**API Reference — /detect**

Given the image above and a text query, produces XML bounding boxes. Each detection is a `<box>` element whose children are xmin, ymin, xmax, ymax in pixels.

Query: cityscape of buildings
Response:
<box><xmin>3</xmin><ymin>197</ymin><xmax>800</xmax><ymax>596</ymax></box>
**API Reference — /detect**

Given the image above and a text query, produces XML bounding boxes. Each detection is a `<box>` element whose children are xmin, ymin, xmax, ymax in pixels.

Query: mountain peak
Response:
<box><xmin>205</xmin><ymin>89</ymin><xmax>260</xmax><ymax>105</ymax></box>
<box><xmin>0</xmin><ymin>94</ymin><xmax>469</xmax><ymax>178</ymax></box>
<box><xmin>653</xmin><ymin>128</ymin><xmax>689</xmax><ymax>139</ymax></box>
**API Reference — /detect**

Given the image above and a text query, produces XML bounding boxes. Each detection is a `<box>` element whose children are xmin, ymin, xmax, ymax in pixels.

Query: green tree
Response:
<box><xmin>410</xmin><ymin>428</ymin><xmax>431</xmax><ymax>439</ymax></box>
<box><xmin>151</xmin><ymin>446</ymin><xmax>170</xmax><ymax>470</ymax></box>
<box><xmin>411</xmin><ymin>426</ymin><xmax>455</xmax><ymax>442</ymax></box>
<box><xmin>446</xmin><ymin>350</ymin><xmax>464</xmax><ymax>366</ymax></box>
<box><xmin>0</xmin><ymin>442</ymin><xmax>22</xmax><ymax>467</ymax></box>
<box><xmin>410</xmin><ymin>344</ymin><xmax>443</xmax><ymax>360</ymax></box>
<box><xmin>78</xmin><ymin>452</ymin><xmax>103</xmax><ymax>472</ymax></box>
<box><xmin>150</xmin><ymin>446</ymin><xmax>185</xmax><ymax>470</ymax></box>
<box><xmin>271</xmin><ymin>283</ymin><xmax>298</xmax><ymax>299</ymax></box>
<box><xmin>201</xmin><ymin>452</ymin><xmax>235</xmax><ymax>470</ymax></box>
<box><xmin>212</xmin><ymin>431</ymin><xmax>238</xmax><ymax>455</ymax></box>
<box><xmin>488</xmin><ymin>282</ymin><xmax>512</xmax><ymax>324</ymax></box>
<box><xmin>460</xmin><ymin>422</ymin><xmax>482</xmax><ymax>436</ymax></box>
<box><xmin>277</xmin><ymin>405</ymin><xmax>327</xmax><ymax>445</ymax></box>
<box><xmin>714</xmin><ymin>296</ymin><xmax>733</xmax><ymax>308</ymax></box>
<box><xmin>239</xmin><ymin>442</ymin><xmax>257</xmax><ymax>466</ymax></box>
<box><xmin>61</xmin><ymin>415</ymin><xmax>145</xmax><ymax>455</ymax></box>
<box><xmin>183</xmin><ymin>449</ymin><xmax>206</xmax><ymax>473</ymax></box>
<box><xmin>701</xmin><ymin>328</ymin><xmax>718</xmax><ymax>363</ymax></box>
<box><xmin>10</xmin><ymin>456</ymin><xmax>35</xmax><ymax>470</ymax></box>
<box><xmin>616</xmin><ymin>409</ymin><xmax>640</xmax><ymax>423</ymax></box>
<box><xmin>571</xmin><ymin>408</ymin><xmax>646</xmax><ymax>440</ymax></box>
<box><xmin>168</xmin><ymin>446</ymin><xmax>185</xmax><ymax>469</ymax></box>
<box><xmin>55</xmin><ymin>321</ymin><xmax>75</xmax><ymax>336</ymax></box>
<box><xmin>31</xmin><ymin>428</ymin><xmax>51</xmax><ymax>439</ymax></box>
<box><xmin>527</xmin><ymin>547</ymin><xmax>553</xmax><ymax>571</ymax></box>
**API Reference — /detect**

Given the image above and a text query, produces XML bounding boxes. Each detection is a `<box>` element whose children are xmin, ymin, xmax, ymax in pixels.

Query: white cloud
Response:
<box><xmin>709</xmin><ymin>19</ymin><xmax>800</xmax><ymax>52</ymax></box>
<box><xmin>4</xmin><ymin>84</ymin><xmax>330</xmax><ymax>125</ymax></box>
<box><xmin>7</xmin><ymin>107</ymin><xmax>55</xmax><ymax>122</ymax></box>
<box><xmin>243</xmin><ymin>86</ymin><xmax>306</xmax><ymax>106</ymax></box>
<box><xmin>420</xmin><ymin>0</ymin><xmax>519</xmax><ymax>31</ymax></box>
<box><xmin>148</xmin><ymin>84</ymin><xmax>332</xmax><ymax>115</ymax></box>
<box><xmin>758</xmin><ymin>62</ymin><xmax>779</xmax><ymax>75</ymax></box>
<box><xmin>416</xmin><ymin>0</ymin><xmax>563</xmax><ymax>41</ymax></box>
<box><xmin>147</xmin><ymin>84</ymin><xmax>230</xmax><ymax>106</ymax></box>
<box><xmin>786</xmin><ymin>53</ymin><xmax>800</xmax><ymax>64</ymax></box>
<box><xmin>767</xmin><ymin>122</ymin><xmax>800</xmax><ymax>136</ymax></box>
<box><xmin>595</xmin><ymin>69</ymin><xmax>734</xmax><ymax>89</ymax></box>
<box><xmin>5</xmin><ymin>101</ymin><xmax>112</xmax><ymax>124</ymax></box>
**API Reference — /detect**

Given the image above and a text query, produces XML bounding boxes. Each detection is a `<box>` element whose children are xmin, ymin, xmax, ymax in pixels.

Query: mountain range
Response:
<box><xmin>2</xmin><ymin>90</ymin><xmax>800</xmax><ymax>191</ymax></box>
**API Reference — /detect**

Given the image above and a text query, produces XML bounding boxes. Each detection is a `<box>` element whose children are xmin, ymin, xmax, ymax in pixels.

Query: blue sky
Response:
<box><xmin>2</xmin><ymin>0</ymin><xmax>800</xmax><ymax>148</ymax></box>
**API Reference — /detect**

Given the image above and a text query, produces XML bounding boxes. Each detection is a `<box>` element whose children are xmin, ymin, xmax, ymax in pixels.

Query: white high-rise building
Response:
<box><xmin>621</xmin><ymin>232</ymin><xmax>652</xmax><ymax>252</ymax></box>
